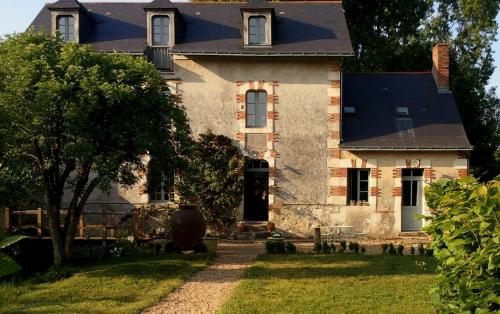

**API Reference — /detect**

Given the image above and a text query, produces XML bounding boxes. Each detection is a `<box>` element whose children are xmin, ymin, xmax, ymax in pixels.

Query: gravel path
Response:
<box><xmin>142</xmin><ymin>242</ymin><xmax>263</xmax><ymax>314</ymax></box>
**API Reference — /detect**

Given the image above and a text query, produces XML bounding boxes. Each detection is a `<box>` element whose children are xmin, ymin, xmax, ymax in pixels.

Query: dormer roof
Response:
<box><xmin>47</xmin><ymin>0</ymin><xmax>83</xmax><ymax>11</ymax></box>
<box><xmin>241</xmin><ymin>0</ymin><xmax>275</xmax><ymax>14</ymax></box>
<box><xmin>143</xmin><ymin>0</ymin><xmax>178</xmax><ymax>11</ymax></box>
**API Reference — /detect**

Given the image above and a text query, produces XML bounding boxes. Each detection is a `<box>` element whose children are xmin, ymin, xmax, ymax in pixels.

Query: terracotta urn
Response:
<box><xmin>171</xmin><ymin>205</ymin><xmax>206</xmax><ymax>251</ymax></box>
<box><xmin>267</xmin><ymin>222</ymin><xmax>276</xmax><ymax>232</ymax></box>
<box><xmin>236</xmin><ymin>222</ymin><xmax>246</xmax><ymax>232</ymax></box>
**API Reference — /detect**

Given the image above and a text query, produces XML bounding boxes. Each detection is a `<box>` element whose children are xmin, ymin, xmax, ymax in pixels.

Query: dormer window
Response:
<box><xmin>241</xmin><ymin>1</ymin><xmax>274</xmax><ymax>47</ymax></box>
<box><xmin>152</xmin><ymin>16</ymin><xmax>170</xmax><ymax>46</ymax></box>
<box><xmin>56</xmin><ymin>15</ymin><xmax>75</xmax><ymax>42</ymax></box>
<box><xmin>248</xmin><ymin>16</ymin><xmax>266</xmax><ymax>45</ymax></box>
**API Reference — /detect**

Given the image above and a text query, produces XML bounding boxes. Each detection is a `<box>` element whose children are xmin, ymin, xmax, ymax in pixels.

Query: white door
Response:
<box><xmin>401</xmin><ymin>170</ymin><xmax>423</xmax><ymax>231</ymax></box>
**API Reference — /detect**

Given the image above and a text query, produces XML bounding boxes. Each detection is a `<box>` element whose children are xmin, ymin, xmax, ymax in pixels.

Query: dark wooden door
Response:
<box><xmin>244</xmin><ymin>170</ymin><xmax>269</xmax><ymax>221</ymax></box>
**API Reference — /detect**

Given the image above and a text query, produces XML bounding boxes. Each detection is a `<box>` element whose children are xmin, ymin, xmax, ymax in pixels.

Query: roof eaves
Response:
<box><xmin>339</xmin><ymin>145</ymin><xmax>474</xmax><ymax>151</ymax></box>
<box><xmin>170</xmin><ymin>50</ymin><xmax>354</xmax><ymax>57</ymax></box>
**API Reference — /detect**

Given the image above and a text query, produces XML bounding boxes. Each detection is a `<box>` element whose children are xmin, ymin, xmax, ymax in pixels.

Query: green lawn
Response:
<box><xmin>219</xmin><ymin>253</ymin><xmax>437</xmax><ymax>314</ymax></box>
<box><xmin>0</xmin><ymin>253</ymin><xmax>213</xmax><ymax>314</ymax></box>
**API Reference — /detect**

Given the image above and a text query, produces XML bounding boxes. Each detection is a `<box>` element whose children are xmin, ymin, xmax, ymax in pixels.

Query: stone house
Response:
<box><xmin>31</xmin><ymin>0</ymin><xmax>471</xmax><ymax>237</ymax></box>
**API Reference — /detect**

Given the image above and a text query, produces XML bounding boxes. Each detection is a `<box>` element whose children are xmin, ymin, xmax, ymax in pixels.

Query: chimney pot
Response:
<box><xmin>432</xmin><ymin>44</ymin><xmax>450</xmax><ymax>93</ymax></box>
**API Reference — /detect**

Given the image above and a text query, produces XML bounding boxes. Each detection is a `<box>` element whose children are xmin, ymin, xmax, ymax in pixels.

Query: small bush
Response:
<box><xmin>337</xmin><ymin>247</ymin><xmax>345</xmax><ymax>253</ymax></box>
<box><xmin>109</xmin><ymin>240</ymin><xmax>137</xmax><ymax>258</ymax></box>
<box><xmin>410</xmin><ymin>246</ymin><xmax>416</xmax><ymax>255</ymax></box>
<box><xmin>348</xmin><ymin>242</ymin><xmax>355</xmax><ymax>252</ymax></box>
<box><xmin>266</xmin><ymin>240</ymin><xmax>285</xmax><ymax>254</ymax></box>
<box><xmin>424</xmin><ymin>247</ymin><xmax>433</xmax><ymax>257</ymax></box>
<box><xmin>285</xmin><ymin>241</ymin><xmax>297</xmax><ymax>254</ymax></box>
<box><xmin>418</xmin><ymin>244</ymin><xmax>425</xmax><ymax>256</ymax></box>
<box><xmin>164</xmin><ymin>241</ymin><xmax>182</xmax><ymax>253</ymax></box>
<box><xmin>388</xmin><ymin>243</ymin><xmax>397</xmax><ymax>255</ymax></box>
<box><xmin>353</xmin><ymin>242</ymin><xmax>360</xmax><ymax>254</ymax></box>
<box><xmin>360</xmin><ymin>246</ymin><xmax>366</xmax><ymax>254</ymax></box>
<box><xmin>193</xmin><ymin>242</ymin><xmax>207</xmax><ymax>253</ymax></box>
<box><xmin>32</xmin><ymin>267</ymin><xmax>72</xmax><ymax>284</ymax></box>
<box><xmin>322</xmin><ymin>241</ymin><xmax>331</xmax><ymax>254</ymax></box>
<box><xmin>331</xmin><ymin>243</ymin><xmax>336</xmax><ymax>253</ymax></box>
<box><xmin>339</xmin><ymin>240</ymin><xmax>347</xmax><ymax>251</ymax></box>
<box><xmin>381</xmin><ymin>243</ymin><xmax>389</xmax><ymax>254</ymax></box>
<box><xmin>313</xmin><ymin>242</ymin><xmax>322</xmax><ymax>253</ymax></box>
<box><xmin>265</xmin><ymin>240</ymin><xmax>275</xmax><ymax>254</ymax></box>
<box><xmin>397</xmin><ymin>244</ymin><xmax>405</xmax><ymax>255</ymax></box>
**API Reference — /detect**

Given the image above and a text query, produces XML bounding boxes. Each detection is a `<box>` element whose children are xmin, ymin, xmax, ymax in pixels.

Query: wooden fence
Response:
<box><xmin>1</xmin><ymin>207</ymin><xmax>150</xmax><ymax>241</ymax></box>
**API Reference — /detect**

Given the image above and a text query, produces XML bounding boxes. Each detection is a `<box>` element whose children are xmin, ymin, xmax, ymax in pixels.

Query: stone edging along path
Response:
<box><xmin>142</xmin><ymin>242</ymin><xmax>263</xmax><ymax>314</ymax></box>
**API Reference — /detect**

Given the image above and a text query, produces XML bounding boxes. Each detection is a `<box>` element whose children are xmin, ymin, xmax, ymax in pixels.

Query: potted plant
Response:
<box><xmin>202</xmin><ymin>233</ymin><xmax>219</xmax><ymax>253</ymax></box>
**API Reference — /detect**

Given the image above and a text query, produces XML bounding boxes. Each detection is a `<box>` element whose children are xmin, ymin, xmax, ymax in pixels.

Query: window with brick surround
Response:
<box><xmin>56</xmin><ymin>15</ymin><xmax>75</xmax><ymax>42</ymax></box>
<box><xmin>248</xmin><ymin>16</ymin><xmax>266</xmax><ymax>45</ymax></box>
<box><xmin>246</xmin><ymin>91</ymin><xmax>267</xmax><ymax>128</ymax></box>
<box><xmin>347</xmin><ymin>169</ymin><xmax>370</xmax><ymax>204</ymax></box>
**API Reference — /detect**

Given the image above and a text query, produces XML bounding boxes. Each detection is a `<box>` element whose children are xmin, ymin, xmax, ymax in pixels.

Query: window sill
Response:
<box><xmin>346</xmin><ymin>203</ymin><xmax>370</xmax><ymax>207</ymax></box>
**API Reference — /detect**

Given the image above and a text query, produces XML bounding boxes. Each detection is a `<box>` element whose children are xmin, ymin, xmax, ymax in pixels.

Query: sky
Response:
<box><xmin>0</xmin><ymin>0</ymin><xmax>499</xmax><ymax>95</ymax></box>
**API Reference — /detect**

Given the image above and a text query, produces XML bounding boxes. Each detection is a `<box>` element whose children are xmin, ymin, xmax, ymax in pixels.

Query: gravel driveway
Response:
<box><xmin>142</xmin><ymin>241</ymin><xmax>263</xmax><ymax>314</ymax></box>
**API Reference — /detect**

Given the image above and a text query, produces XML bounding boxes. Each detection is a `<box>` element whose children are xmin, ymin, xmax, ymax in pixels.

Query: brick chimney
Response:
<box><xmin>432</xmin><ymin>44</ymin><xmax>450</xmax><ymax>93</ymax></box>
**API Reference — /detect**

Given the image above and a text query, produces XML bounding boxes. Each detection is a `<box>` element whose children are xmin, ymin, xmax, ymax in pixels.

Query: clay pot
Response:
<box><xmin>267</xmin><ymin>222</ymin><xmax>276</xmax><ymax>232</ymax></box>
<box><xmin>171</xmin><ymin>205</ymin><xmax>206</xmax><ymax>251</ymax></box>
<box><xmin>236</xmin><ymin>222</ymin><xmax>246</xmax><ymax>232</ymax></box>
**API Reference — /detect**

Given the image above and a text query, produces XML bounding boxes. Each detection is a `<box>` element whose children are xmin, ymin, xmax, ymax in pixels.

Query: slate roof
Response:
<box><xmin>341</xmin><ymin>73</ymin><xmax>472</xmax><ymax>150</ymax></box>
<box><xmin>30</xmin><ymin>1</ymin><xmax>353</xmax><ymax>56</ymax></box>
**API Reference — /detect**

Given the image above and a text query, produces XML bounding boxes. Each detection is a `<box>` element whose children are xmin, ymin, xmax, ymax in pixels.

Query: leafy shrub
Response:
<box><xmin>313</xmin><ymin>241</ymin><xmax>322</xmax><ymax>253</ymax></box>
<box><xmin>331</xmin><ymin>243</ymin><xmax>336</xmax><ymax>253</ymax></box>
<box><xmin>193</xmin><ymin>242</ymin><xmax>207</xmax><ymax>253</ymax></box>
<box><xmin>388</xmin><ymin>243</ymin><xmax>397</xmax><ymax>255</ymax></box>
<box><xmin>175</xmin><ymin>131</ymin><xmax>246</xmax><ymax>236</ymax></box>
<box><xmin>348</xmin><ymin>242</ymin><xmax>355</xmax><ymax>252</ymax></box>
<box><xmin>353</xmin><ymin>243</ymin><xmax>360</xmax><ymax>253</ymax></box>
<box><xmin>285</xmin><ymin>241</ymin><xmax>297</xmax><ymax>254</ymax></box>
<box><xmin>424</xmin><ymin>247</ymin><xmax>433</xmax><ymax>257</ymax></box>
<box><xmin>322</xmin><ymin>241</ymin><xmax>331</xmax><ymax>254</ymax></box>
<box><xmin>266</xmin><ymin>240</ymin><xmax>285</xmax><ymax>254</ymax></box>
<box><xmin>410</xmin><ymin>246</ymin><xmax>415</xmax><ymax>255</ymax></box>
<box><xmin>33</xmin><ymin>267</ymin><xmax>72</xmax><ymax>283</ymax></box>
<box><xmin>339</xmin><ymin>240</ymin><xmax>347</xmax><ymax>251</ymax></box>
<box><xmin>337</xmin><ymin>247</ymin><xmax>345</xmax><ymax>253</ymax></box>
<box><xmin>0</xmin><ymin>234</ymin><xmax>30</xmax><ymax>278</ymax></box>
<box><xmin>418</xmin><ymin>244</ymin><xmax>425</xmax><ymax>256</ymax></box>
<box><xmin>164</xmin><ymin>241</ymin><xmax>182</xmax><ymax>253</ymax></box>
<box><xmin>275</xmin><ymin>241</ymin><xmax>286</xmax><ymax>254</ymax></box>
<box><xmin>397</xmin><ymin>244</ymin><xmax>405</xmax><ymax>255</ymax></box>
<box><xmin>422</xmin><ymin>176</ymin><xmax>499</xmax><ymax>313</ymax></box>
<box><xmin>71</xmin><ymin>245</ymin><xmax>103</xmax><ymax>264</ymax></box>
<box><xmin>109</xmin><ymin>240</ymin><xmax>137</xmax><ymax>258</ymax></box>
<box><xmin>381</xmin><ymin>243</ymin><xmax>389</xmax><ymax>254</ymax></box>
<box><xmin>360</xmin><ymin>246</ymin><xmax>366</xmax><ymax>254</ymax></box>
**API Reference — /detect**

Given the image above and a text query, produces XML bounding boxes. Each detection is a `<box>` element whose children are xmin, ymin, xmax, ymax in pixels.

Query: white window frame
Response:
<box><xmin>56</xmin><ymin>15</ymin><xmax>75</xmax><ymax>42</ymax></box>
<box><xmin>348</xmin><ymin>169</ymin><xmax>370</xmax><ymax>204</ymax></box>
<box><xmin>246</xmin><ymin>90</ymin><xmax>267</xmax><ymax>128</ymax></box>
<box><xmin>149</xmin><ymin>173</ymin><xmax>175</xmax><ymax>203</ymax></box>
<box><xmin>248</xmin><ymin>15</ymin><xmax>267</xmax><ymax>45</ymax></box>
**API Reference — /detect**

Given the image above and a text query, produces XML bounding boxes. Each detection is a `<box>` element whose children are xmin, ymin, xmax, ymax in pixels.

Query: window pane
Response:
<box><xmin>402</xmin><ymin>180</ymin><xmax>411</xmax><ymax>206</ymax></box>
<box><xmin>402</xmin><ymin>169</ymin><xmax>412</xmax><ymax>177</ymax></box>
<box><xmin>412</xmin><ymin>169</ymin><xmax>423</xmax><ymax>177</ymax></box>
<box><xmin>359</xmin><ymin>192</ymin><xmax>368</xmax><ymax>202</ymax></box>
<box><xmin>359</xmin><ymin>170</ymin><xmax>369</xmax><ymax>180</ymax></box>
<box><xmin>348</xmin><ymin>169</ymin><xmax>358</xmax><ymax>202</ymax></box>
<box><xmin>412</xmin><ymin>180</ymin><xmax>418</xmax><ymax>206</ymax></box>
<box><xmin>247</xmin><ymin>92</ymin><xmax>255</xmax><ymax>104</ymax></box>
<box><xmin>152</xmin><ymin>16</ymin><xmax>169</xmax><ymax>45</ymax></box>
<box><xmin>249</xmin><ymin>16</ymin><xmax>266</xmax><ymax>44</ymax></box>
<box><xmin>359</xmin><ymin>181</ymin><xmax>368</xmax><ymax>192</ymax></box>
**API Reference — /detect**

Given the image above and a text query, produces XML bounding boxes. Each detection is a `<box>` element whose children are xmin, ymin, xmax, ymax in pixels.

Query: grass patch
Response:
<box><xmin>218</xmin><ymin>254</ymin><xmax>437</xmax><ymax>314</ymax></box>
<box><xmin>0</xmin><ymin>252</ymin><xmax>213</xmax><ymax>314</ymax></box>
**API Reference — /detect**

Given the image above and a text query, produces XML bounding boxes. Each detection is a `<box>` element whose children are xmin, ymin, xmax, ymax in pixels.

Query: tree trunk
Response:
<box><xmin>46</xmin><ymin>204</ymin><xmax>66</xmax><ymax>266</ymax></box>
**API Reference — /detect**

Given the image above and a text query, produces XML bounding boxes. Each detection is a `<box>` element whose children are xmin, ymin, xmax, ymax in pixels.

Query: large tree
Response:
<box><xmin>344</xmin><ymin>0</ymin><xmax>500</xmax><ymax>180</ymax></box>
<box><xmin>0</xmin><ymin>31</ymin><xmax>191</xmax><ymax>265</ymax></box>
